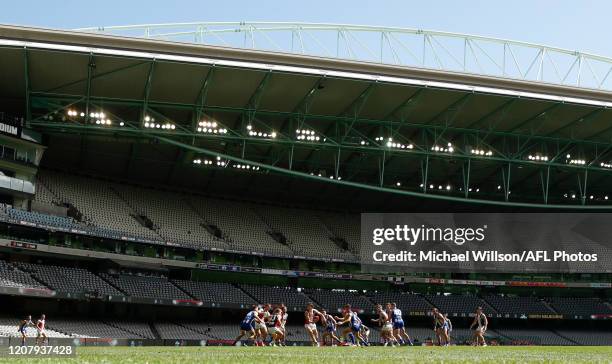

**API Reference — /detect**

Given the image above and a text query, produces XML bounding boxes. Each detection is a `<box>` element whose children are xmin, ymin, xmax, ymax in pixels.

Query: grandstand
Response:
<box><xmin>0</xmin><ymin>22</ymin><xmax>610</xmax><ymax>348</ymax></box>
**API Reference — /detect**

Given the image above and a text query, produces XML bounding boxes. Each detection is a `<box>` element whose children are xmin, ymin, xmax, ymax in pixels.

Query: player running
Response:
<box><xmin>234</xmin><ymin>305</ymin><xmax>263</xmax><ymax>346</ymax></box>
<box><xmin>18</xmin><ymin>315</ymin><xmax>33</xmax><ymax>346</ymax></box>
<box><xmin>319</xmin><ymin>309</ymin><xmax>341</xmax><ymax>346</ymax></box>
<box><xmin>279</xmin><ymin>304</ymin><xmax>288</xmax><ymax>346</ymax></box>
<box><xmin>389</xmin><ymin>302</ymin><xmax>413</xmax><ymax>345</ymax></box>
<box><xmin>359</xmin><ymin>324</ymin><xmax>371</xmax><ymax>346</ymax></box>
<box><xmin>255</xmin><ymin>304</ymin><xmax>271</xmax><ymax>346</ymax></box>
<box><xmin>444</xmin><ymin>313</ymin><xmax>453</xmax><ymax>345</ymax></box>
<box><xmin>36</xmin><ymin>314</ymin><xmax>48</xmax><ymax>345</ymax></box>
<box><xmin>431</xmin><ymin>307</ymin><xmax>450</xmax><ymax>346</ymax></box>
<box><xmin>335</xmin><ymin>304</ymin><xmax>367</xmax><ymax>346</ymax></box>
<box><xmin>371</xmin><ymin>304</ymin><xmax>397</xmax><ymax>346</ymax></box>
<box><xmin>469</xmin><ymin>307</ymin><xmax>488</xmax><ymax>346</ymax></box>
<box><xmin>304</xmin><ymin>303</ymin><xmax>323</xmax><ymax>347</ymax></box>
<box><xmin>268</xmin><ymin>307</ymin><xmax>284</xmax><ymax>346</ymax></box>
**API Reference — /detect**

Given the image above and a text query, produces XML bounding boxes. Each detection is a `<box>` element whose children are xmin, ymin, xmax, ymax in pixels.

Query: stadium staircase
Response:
<box><xmin>148</xmin><ymin>322</ymin><xmax>161</xmax><ymax>340</ymax></box>
<box><xmin>541</xmin><ymin>300</ymin><xmax>559</xmax><ymax>314</ymax></box>
<box><xmin>174</xmin><ymin>322</ymin><xmax>210</xmax><ymax>338</ymax></box>
<box><xmin>35</xmin><ymin>176</ymin><xmax>62</xmax><ymax>206</ymax></box>
<box><xmin>104</xmin><ymin>321</ymin><xmax>145</xmax><ymax>338</ymax></box>
<box><xmin>487</xmin><ymin>329</ymin><xmax>513</xmax><ymax>342</ymax></box>
<box><xmin>551</xmin><ymin>329</ymin><xmax>581</xmax><ymax>345</ymax></box>
<box><xmin>96</xmin><ymin>273</ymin><xmax>128</xmax><ymax>296</ymax></box>
<box><xmin>109</xmin><ymin>186</ymin><xmax>165</xmax><ymax>239</ymax></box>
<box><xmin>169</xmin><ymin>281</ymin><xmax>198</xmax><ymax>301</ymax></box>
<box><xmin>11</xmin><ymin>263</ymin><xmax>50</xmax><ymax>289</ymax></box>
<box><xmin>235</xmin><ymin>284</ymin><xmax>260</xmax><ymax>304</ymax></box>
<box><xmin>184</xmin><ymin>199</ymin><xmax>233</xmax><ymax>245</ymax></box>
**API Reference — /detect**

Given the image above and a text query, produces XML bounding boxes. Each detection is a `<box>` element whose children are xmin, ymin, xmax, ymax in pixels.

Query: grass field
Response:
<box><xmin>1</xmin><ymin>346</ymin><xmax>611</xmax><ymax>364</ymax></box>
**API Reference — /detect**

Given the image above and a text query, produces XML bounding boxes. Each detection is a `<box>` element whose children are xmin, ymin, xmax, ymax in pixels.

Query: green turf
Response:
<box><xmin>0</xmin><ymin>346</ymin><xmax>610</xmax><ymax>363</ymax></box>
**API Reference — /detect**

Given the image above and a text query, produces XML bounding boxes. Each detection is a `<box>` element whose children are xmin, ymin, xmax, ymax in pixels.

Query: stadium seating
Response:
<box><xmin>31</xmin><ymin>170</ymin><xmax>360</xmax><ymax>260</ymax></box>
<box><xmin>0</xmin><ymin>317</ymin><xmax>70</xmax><ymax>338</ymax></box>
<box><xmin>2</xmin><ymin>258</ymin><xmax>611</xmax><ymax>324</ymax></box>
<box><xmin>172</xmin><ymin>279</ymin><xmax>256</xmax><ymax>305</ymax></box>
<box><xmin>48</xmin><ymin>319</ymin><xmax>142</xmax><ymax>338</ymax></box>
<box><xmin>35</xmin><ymin>171</ymin><xmax>162</xmax><ymax>242</ymax></box>
<box><xmin>104</xmin><ymin>320</ymin><xmax>156</xmax><ymax>339</ymax></box>
<box><xmin>494</xmin><ymin>328</ymin><xmax>576</xmax><ymax>345</ymax></box>
<box><xmin>484</xmin><ymin>295</ymin><xmax>555</xmax><ymax>315</ymax></box>
<box><xmin>112</xmin><ymin>185</ymin><xmax>231</xmax><ymax>251</ymax></box>
<box><xmin>176</xmin><ymin>322</ymin><xmax>226</xmax><ymax>340</ymax></box>
<box><xmin>6</xmin><ymin>208</ymin><xmax>77</xmax><ymax>230</ymax></box>
<box><xmin>238</xmin><ymin>284</ymin><xmax>311</xmax><ymax>310</ymax></box>
<box><xmin>188</xmin><ymin>198</ymin><xmax>295</xmax><ymax>256</ymax></box>
<box><xmin>15</xmin><ymin>261</ymin><xmax>123</xmax><ymax>296</ymax></box>
<box><xmin>0</xmin><ymin>260</ymin><xmax>48</xmax><ymax>290</ymax></box>
<box><xmin>154</xmin><ymin>322</ymin><xmax>208</xmax><ymax>340</ymax></box>
<box><xmin>556</xmin><ymin>330</ymin><xmax>612</xmax><ymax>345</ymax></box>
<box><xmin>99</xmin><ymin>273</ymin><xmax>191</xmax><ymax>300</ymax></box>
<box><xmin>0</xmin><ymin>314</ymin><xmax>610</xmax><ymax>345</ymax></box>
<box><xmin>547</xmin><ymin>297</ymin><xmax>612</xmax><ymax>316</ymax></box>
<box><xmin>318</xmin><ymin>212</ymin><xmax>361</xmax><ymax>254</ymax></box>
<box><xmin>254</xmin><ymin>206</ymin><xmax>356</xmax><ymax>261</ymax></box>
<box><xmin>368</xmin><ymin>292</ymin><xmax>433</xmax><ymax>313</ymax></box>
<box><xmin>424</xmin><ymin>294</ymin><xmax>496</xmax><ymax>315</ymax></box>
<box><xmin>306</xmin><ymin>289</ymin><xmax>376</xmax><ymax>313</ymax></box>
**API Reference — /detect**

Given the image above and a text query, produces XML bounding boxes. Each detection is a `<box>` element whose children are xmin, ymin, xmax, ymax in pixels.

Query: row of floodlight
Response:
<box><xmin>192</xmin><ymin>156</ymin><xmax>262</xmax><ymax>171</ymax></box>
<box><xmin>65</xmin><ymin>109</ymin><xmax>123</xmax><ymax>126</ymax></box>
<box><xmin>564</xmin><ymin>193</ymin><xmax>609</xmax><ymax>200</ymax></box>
<box><xmin>189</xmin><ymin>160</ymin><xmax>612</xmax><ymax>202</ymax></box>
<box><xmin>56</xmin><ymin>112</ymin><xmax>612</xmax><ymax>170</ymax></box>
<box><xmin>247</xmin><ymin>125</ymin><xmax>276</xmax><ymax>138</ymax></box>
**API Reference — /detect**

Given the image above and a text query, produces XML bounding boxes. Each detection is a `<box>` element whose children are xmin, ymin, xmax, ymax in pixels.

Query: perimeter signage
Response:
<box><xmin>361</xmin><ymin>213</ymin><xmax>612</xmax><ymax>273</ymax></box>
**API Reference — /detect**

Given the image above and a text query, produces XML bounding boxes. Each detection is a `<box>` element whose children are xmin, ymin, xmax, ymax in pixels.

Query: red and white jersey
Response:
<box><xmin>258</xmin><ymin>310</ymin><xmax>271</xmax><ymax>322</ymax></box>
<box><xmin>304</xmin><ymin>310</ymin><xmax>315</xmax><ymax>324</ymax></box>
<box><xmin>36</xmin><ymin>319</ymin><xmax>45</xmax><ymax>330</ymax></box>
<box><xmin>377</xmin><ymin>311</ymin><xmax>389</xmax><ymax>326</ymax></box>
<box><xmin>281</xmin><ymin>313</ymin><xmax>288</xmax><ymax>328</ymax></box>
<box><xmin>271</xmin><ymin>314</ymin><xmax>283</xmax><ymax>328</ymax></box>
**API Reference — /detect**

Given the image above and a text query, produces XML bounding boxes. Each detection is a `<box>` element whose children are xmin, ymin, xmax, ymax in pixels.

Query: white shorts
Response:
<box><xmin>475</xmin><ymin>326</ymin><xmax>486</xmax><ymax>334</ymax></box>
<box><xmin>382</xmin><ymin>323</ymin><xmax>393</xmax><ymax>333</ymax></box>
<box><xmin>255</xmin><ymin>323</ymin><xmax>267</xmax><ymax>330</ymax></box>
<box><xmin>269</xmin><ymin>327</ymin><xmax>279</xmax><ymax>335</ymax></box>
<box><xmin>304</xmin><ymin>323</ymin><xmax>316</xmax><ymax>331</ymax></box>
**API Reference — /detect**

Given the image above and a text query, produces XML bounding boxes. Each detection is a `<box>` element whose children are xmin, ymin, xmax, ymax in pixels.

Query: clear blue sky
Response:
<box><xmin>1</xmin><ymin>0</ymin><xmax>610</xmax><ymax>56</ymax></box>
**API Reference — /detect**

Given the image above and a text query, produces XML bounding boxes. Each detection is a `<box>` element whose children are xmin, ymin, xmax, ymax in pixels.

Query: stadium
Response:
<box><xmin>0</xmin><ymin>19</ymin><xmax>610</xmax><ymax>363</ymax></box>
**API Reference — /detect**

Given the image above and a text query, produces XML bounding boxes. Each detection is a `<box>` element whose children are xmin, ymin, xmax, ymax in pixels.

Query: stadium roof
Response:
<box><xmin>2</xmin><ymin>24</ymin><xmax>612</xmax><ymax>209</ymax></box>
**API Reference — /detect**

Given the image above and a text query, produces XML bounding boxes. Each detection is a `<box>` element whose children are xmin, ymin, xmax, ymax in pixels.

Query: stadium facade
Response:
<box><xmin>0</xmin><ymin>23</ymin><xmax>609</xmax><ymax>347</ymax></box>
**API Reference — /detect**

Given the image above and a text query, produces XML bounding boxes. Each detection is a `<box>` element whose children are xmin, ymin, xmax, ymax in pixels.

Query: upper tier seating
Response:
<box><xmin>0</xmin><ymin>259</ymin><xmax>48</xmax><ymax>290</ymax></box>
<box><xmin>368</xmin><ymin>292</ymin><xmax>433</xmax><ymax>312</ymax></box>
<box><xmin>30</xmin><ymin>170</ymin><xmax>358</xmax><ymax>261</ymax></box>
<box><xmin>238</xmin><ymin>284</ymin><xmax>311</xmax><ymax>310</ymax></box>
<box><xmin>425</xmin><ymin>294</ymin><xmax>497</xmax><ymax>315</ymax></box>
<box><xmin>306</xmin><ymin>289</ymin><xmax>375</xmax><ymax>313</ymax></box>
<box><xmin>15</xmin><ymin>261</ymin><xmax>122</xmax><ymax>296</ymax></box>
<box><xmin>99</xmin><ymin>273</ymin><xmax>190</xmax><ymax>300</ymax></box>
<box><xmin>484</xmin><ymin>295</ymin><xmax>555</xmax><ymax>315</ymax></box>
<box><xmin>172</xmin><ymin>280</ymin><xmax>255</xmax><ymax>306</ymax></box>
<box><xmin>547</xmin><ymin>297</ymin><xmax>612</xmax><ymax>316</ymax></box>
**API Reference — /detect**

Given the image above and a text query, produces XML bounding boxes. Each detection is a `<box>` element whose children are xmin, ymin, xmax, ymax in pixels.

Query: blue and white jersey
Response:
<box><xmin>18</xmin><ymin>318</ymin><xmax>32</xmax><ymax>333</ymax></box>
<box><xmin>241</xmin><ymin>310</ymin><xmax>257</xmax><ymax>326</ymax></box>
<box><xmin>392</xmin><ymin>309</ymin><xmax>404</xmax><ymax>324</ymax></box>
<box><xmin>325</xmin><ymin>314</ymin><xmax>336</xmax><ymax>330</ymax></box>
<box><xmin>350</xmin><ymin>312</ymin><xmax>362</xmax><ymax>328</ymax></box>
